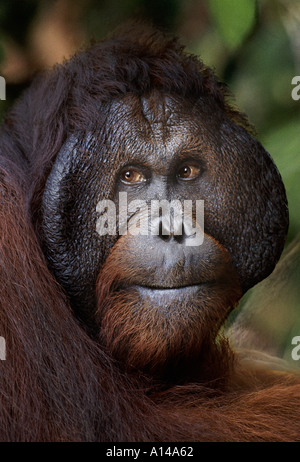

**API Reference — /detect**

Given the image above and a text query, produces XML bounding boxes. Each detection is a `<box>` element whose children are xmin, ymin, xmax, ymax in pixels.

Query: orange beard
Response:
<box><xmin>95</xmin><ymin>234</ymin><xmax>242</xmax><ymax>384</ymax></box>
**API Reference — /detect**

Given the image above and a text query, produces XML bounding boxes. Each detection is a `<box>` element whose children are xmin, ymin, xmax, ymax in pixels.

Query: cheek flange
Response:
<box><xmin>41</xmin><ymin>134</ymin><xmax>119</xmax><ymax>323</ymax></box>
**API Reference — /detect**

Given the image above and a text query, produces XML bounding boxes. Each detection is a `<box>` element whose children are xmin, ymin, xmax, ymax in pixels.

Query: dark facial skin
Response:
<box><xmin>105</xmin><ymin>91</ymin><xmax>240</xmax><ymax>300</ymax></box>
<box><xmin>42</xmin><ymin>91</ymin><xmax>288</xmax><ymax>368</ymax></box>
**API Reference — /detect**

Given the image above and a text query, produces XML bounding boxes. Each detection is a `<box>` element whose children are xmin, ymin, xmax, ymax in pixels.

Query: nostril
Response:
<box><xmin>158</xmin><ymin>216</ymin><xmax>186</xmax><ymax>243</ymax></box>
<box><xmin>160</xmin><ymin>233</ymin><xmax>171</xmax><ymax>242</ymax></box>
<box><xmin>173</xmin><ymin>232</ymin><xmax>184</xmax><ymax>243</ymax></box>
<box><xmin>159</xmin><ymin>219</ymin><xmax>171</xmax><ymax>241</ymax></box>
<box><xmin>172</xmin><ymin>221</ymin><xmax>186</xmax><ymax>243</ymax></box>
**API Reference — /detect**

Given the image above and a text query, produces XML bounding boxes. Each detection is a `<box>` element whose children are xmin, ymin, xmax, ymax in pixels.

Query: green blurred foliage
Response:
<box><xmin>0</xmin><ymin>0</ymin><xmax>37</xmax><ymax>44</ymax></box>
<box><xmin>208</xmin><ymin>0</ymin><xmax>257</xmax><ymax>51</ymax></box>
<box><xmin>84</xmin><ymin>0</ymin><xmax>182</xmax><ymax>38</ymax></box>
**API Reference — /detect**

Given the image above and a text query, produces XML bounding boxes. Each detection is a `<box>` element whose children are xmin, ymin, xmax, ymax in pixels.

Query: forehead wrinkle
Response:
<box><xmin>108</xmin><ymin>97</ymin><xmax>155</xmax><ymax>143</ymax></box>
<box><xmin>100</xmin><ymin>104</ymin><xmax>158</xmax><ymax>166</ymax></box>
<box><xmin>140</xmin><ymin>93</ymin><xmax>171</xmax><ymax>141</ymax></box>
<box><xmin>98</xmin><ymin>96</ymin><xmax>163</xmax><ymax>166</ymax></box>
<box><xmin>100</xmin><ymin>94</ymin><xmax>214</xmax><ymax>169</ymax></box>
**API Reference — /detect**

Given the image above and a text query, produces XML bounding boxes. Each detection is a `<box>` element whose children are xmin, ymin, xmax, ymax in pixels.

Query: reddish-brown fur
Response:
<box><xmin>96</xmin><ymin>233</ymin><xmax>241</xmax><ymax>384</ymax></box>
<box><xmin>0</xmin><ymin>26</ymin><xmax>300</xmax><ymax>442</ymax></box>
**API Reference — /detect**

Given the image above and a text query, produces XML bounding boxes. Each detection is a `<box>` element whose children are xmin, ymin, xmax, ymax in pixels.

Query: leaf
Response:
<box><xmin>208</xmin><ymin>0</ymin><xmax>257</xmax><ymax>51</ymax></box>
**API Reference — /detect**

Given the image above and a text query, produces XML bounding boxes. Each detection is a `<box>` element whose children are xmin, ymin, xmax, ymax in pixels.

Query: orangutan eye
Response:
<box><xmin>120</xmin><ymin>168</ymin><xmax>146</xmax><ymax>184</ymax></box>
<box><xmin>177</xmin><ymin>163</ymin><xmax>201</xmax><ymax>180</ymax></box>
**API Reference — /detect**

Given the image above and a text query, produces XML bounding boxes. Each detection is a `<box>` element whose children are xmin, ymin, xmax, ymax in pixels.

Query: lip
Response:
<box><xmin>130</xmin><ymin>285</ymin><xmax>205</xmax><ymax>306</ymax></box>
<box><xmin>132</xmin><ymin>281</ymin><xmax>215</xmax><ymax>291</ymax></box>
<box><xmin>135</xmin><ymin>284</ymin><xmax>199</xmax><ymax>290</ymax></box>
<box><xmin>131</xmin><ymin>283</ymin><xmax>213</xmax><ymax>297</ymax></box>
